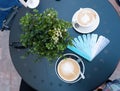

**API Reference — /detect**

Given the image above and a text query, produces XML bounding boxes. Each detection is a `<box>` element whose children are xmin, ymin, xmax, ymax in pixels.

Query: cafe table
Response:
<box><xmin>9</xmin><ymin>0</ymin><xmax>120</xmax><ymax>91</ymax></box>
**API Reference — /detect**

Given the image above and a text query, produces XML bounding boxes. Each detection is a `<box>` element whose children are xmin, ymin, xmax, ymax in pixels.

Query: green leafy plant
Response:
<box><xmin>20</xmin><ymin>8</ymin><xmax>72</xmax><ymax>62</ymax></box>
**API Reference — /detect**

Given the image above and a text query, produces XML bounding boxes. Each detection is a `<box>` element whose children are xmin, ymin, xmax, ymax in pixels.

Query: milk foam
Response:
<box><xmin>81</xmin><ymin>14</ymin><xmax>90</xmax><ymax>24</ymax></box>
<box><xmin>77</xmin><ymin>8</ymin><xmax>96</xmax><ymax>27</ymax></box>
<box><xmin>61</xmin><ymin>62</ymin><xmax>74</xmax><ymax>74</ymax></box>
<box><xmin>57</xmin><ymin>58</ymin><xmax>81</xmax><ymax>82</ymax></box>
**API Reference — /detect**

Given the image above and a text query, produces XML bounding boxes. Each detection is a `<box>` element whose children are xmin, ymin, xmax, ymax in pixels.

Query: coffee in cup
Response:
<box><xmin>57</xmin><ymin>58</ymin><xmax>81</xmax><ymax>82</ymax></box>
<box><xmin>76</xmin><ymin>8</ymin><xmax>97</xmax><ymax>27</ymax></box>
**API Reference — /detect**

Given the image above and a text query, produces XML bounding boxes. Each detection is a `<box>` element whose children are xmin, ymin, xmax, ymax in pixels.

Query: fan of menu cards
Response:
<box><xmin>67</xmin><ymin>34</ymin><xmax>110</xmax><ymax>61</ymax></box>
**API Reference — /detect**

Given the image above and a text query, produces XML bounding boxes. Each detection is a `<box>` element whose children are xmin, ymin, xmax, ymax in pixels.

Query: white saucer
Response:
<box><xmin>72</xmin><ymin>8</ymin><xmax>100</xmax><ymax>34</ymax></box>
<box><xmin>26</xmin><ymin>0</ymin><xmax>40</xmax><ymax>9</ymax></box>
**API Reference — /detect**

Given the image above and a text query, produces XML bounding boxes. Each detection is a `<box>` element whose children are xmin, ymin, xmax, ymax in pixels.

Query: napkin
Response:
<box><xmin>67</xmin><ymin>34</ymin><xmax>110</xmax><ymax>61</ymax></box>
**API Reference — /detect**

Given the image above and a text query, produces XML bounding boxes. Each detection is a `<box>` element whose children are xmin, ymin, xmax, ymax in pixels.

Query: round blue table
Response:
<box><xmin>9</xmin><ymin>0</ymin><xmax>120</xmax><ymax>91</ymax></box>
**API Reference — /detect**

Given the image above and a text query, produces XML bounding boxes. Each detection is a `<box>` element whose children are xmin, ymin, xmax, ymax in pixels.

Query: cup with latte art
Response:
<box><xmin>76</xmin><ymin>8</ymin><xmax>97</xmax><ymax>27</ymax></box>
<box><xmin>55</xmin><ymin>53</ymin><xmax>85</xmax><ymax>83</ymax></box>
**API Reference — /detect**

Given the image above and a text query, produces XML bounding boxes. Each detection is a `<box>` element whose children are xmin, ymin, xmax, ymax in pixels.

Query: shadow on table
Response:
<box><xmin>20</xmin><ymin>79</ymin><xmax>36</xmax><ymax>91</ymax></box>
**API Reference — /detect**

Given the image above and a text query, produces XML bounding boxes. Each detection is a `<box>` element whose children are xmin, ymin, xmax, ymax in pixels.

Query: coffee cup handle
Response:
<box><xmin>71</xmin><ymin>72</ymin><xmax>85</xmax><ymax>83</ymax></box>
<box><xmin>79</xmin><ymin>8</ymin><xmax>83</xmax><ymax>11</ymax></box>
<box><xmin>80</xmin><ymin>72</ymin><xmax>85</xmax><ymax>79</ymax></box>
<box><xmin>76</xmin><ymin>59</ymin><xmax>85</xmax><ymax>79</ymax></box>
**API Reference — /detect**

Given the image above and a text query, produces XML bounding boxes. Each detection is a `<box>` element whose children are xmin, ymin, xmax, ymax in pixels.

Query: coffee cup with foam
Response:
<box><xmin>76</xmin><ymin>8</ymin><xmax>97</xmax><ymax>27</ymax></box>
<box><xmin>55</xmin><ymin>53</ymin><xmax>85</xmax><ymax>83</ymax></box>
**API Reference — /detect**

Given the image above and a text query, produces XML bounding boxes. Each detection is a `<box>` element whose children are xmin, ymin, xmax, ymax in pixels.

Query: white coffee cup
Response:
<box><xmin>26</xmin><ymin>0</ymin><xmax>40</xmax><ymax>9</ymax></box>
<box><xmin>76</xmin><ymin>8</ymin><xmax>97</xmax><ymax>27</ymax></box>
<box><xmin>55</xmin><ymin>53</ymin><xmax>85</xmax><ymax>83</ymax></box>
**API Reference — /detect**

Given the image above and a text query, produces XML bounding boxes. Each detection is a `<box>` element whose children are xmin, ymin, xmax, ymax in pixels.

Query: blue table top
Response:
<box><xmin>9</xmin><ymin>0</ymin><xmax>120</xmax><ymax>91</ymax></box>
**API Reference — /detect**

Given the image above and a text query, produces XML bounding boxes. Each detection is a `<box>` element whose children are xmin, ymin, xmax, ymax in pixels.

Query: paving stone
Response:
<box><xmin>0</xmin><ymin>31</ymin><xmax>21</xmax><ymax>91</ymax></box>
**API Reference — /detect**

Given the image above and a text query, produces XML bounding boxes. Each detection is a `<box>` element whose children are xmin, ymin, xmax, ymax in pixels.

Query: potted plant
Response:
<box><xmin>20</xmin><ymin>8</ymin><xmax>72</xmax><ymax>62</ymax></box>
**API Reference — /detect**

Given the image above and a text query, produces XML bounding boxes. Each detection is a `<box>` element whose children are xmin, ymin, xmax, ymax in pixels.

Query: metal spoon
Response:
<box><xmin>72</xmin><ymin>21</ymin><xmax>80</xmax><ymax>29</ymax></box>
<box><xmin>75</xmin><ymin>23</ymin><xmax>80</xmax><ymax>28</ymax></box>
